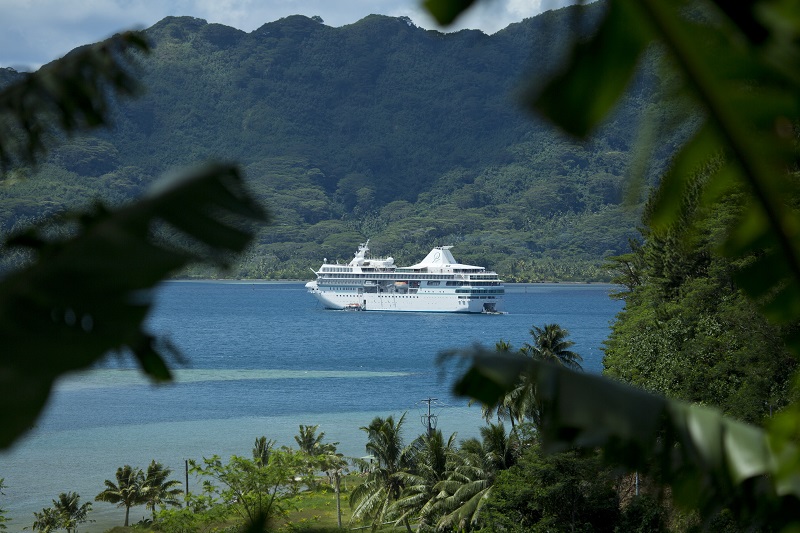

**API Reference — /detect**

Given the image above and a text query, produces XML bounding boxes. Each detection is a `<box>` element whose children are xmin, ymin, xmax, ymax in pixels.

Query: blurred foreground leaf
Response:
<box><xmin>425</xmin><ymin>0</ymin><xmax>800</xmax><ymax>328</ymax></box>
<box><xmin>446</xmin><ymin>345</ymin><xmax>800</xmax><ymax>528</ymax></box>
<box><xmin>0</xmin><ymin>31</ymin><xmax>148</xmax><ymax>169</ymax></box>
<box><xmin>533</xmin><ymin>0</ymin><xmax>653</xmax><ymax>138</ymax></box>
<box><xmin>532</xmin><ymin>0</ymin><xmax>800</xmax><ymax>328</ymax></box>
<box><xmin>0</xmin><ymin>163</ymin><xmax>268</xmax><ymax>449</ymax></box>
<box><xmin>422</xmin><ymin>0</ymin><xmax>477</xmax><ymax>26</ymax></box>
<box><xmin>427</xmin><ymin>0</ymin><xmax>800</xmax><ymax>528</ymax></box>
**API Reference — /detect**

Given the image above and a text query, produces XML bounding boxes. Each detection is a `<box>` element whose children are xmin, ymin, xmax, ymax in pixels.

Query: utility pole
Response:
<box><xmin>420</xmin><ymin>397</ymin><xmax>439</xmax><ymax>437</ymax></box>
<box><xmin>185</xmin><ymin>459</ymin><xmax>189</xmax><ymax>502</ymax></box>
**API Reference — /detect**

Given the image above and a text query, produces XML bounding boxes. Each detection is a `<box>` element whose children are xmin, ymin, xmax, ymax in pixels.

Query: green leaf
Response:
<box><xmin>449</xmin><ymin>355</ymin><xmax>800</xmax><ymax>527</ymax></box>
<box><xmin>0</xmin><ymin>31</ymin><xmax>148</xmax><ymax>170</ymax></box>
<box><xmin>760</xmin><ymin>282</ymin><xmax>800</xmax><ymax>324</ymax></box>
<box><xmin>422</xmin><ymin>0</ymin><xmax>477</xmax><ymax>26</ymax></box>
<box><xmin>648</xmin><ymin>123</ymin><xmax>721</xmax><ymax>232</ymax></box>
<box><xmin>453</xmin><ymin>367</ymin><xmax>512</xmax><ymax>406</ymax></box>
<box><xmin>130</xmin><ymin>335</ymin><xmax>176</xmax><ymax>382</ymax></box>
<box><xmin>536</xmin><ymin>363</ymin><xmax>668</xmax><ymax>472</ymax></box>
<box><xmin>723</xmin><ymin>421</ymin><xmax>770</xmax><ymax>485</ymax></box>
<box><xmin>532</xmin><ymin>0</ymin><xmax>654</xmax><ymax>138</ymax></box>
<box><xmin>440</xmin><ymin>346</ymin><xmax>532</xmax><ymax>405</ymax></box>
<box><xmin>0</xmin><ymin>163</ymin><xmax>267</xmax><ymax>449</ymax></box>
<box><xmin>734</xmin><ymin>251</ymin><xmax>788</xmax><ymax>298</ymax></box>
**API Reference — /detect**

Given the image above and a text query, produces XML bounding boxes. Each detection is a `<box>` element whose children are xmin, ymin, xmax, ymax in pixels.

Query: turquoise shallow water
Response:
<box><xmin>0</xmin><ymin>282</ymin><xmax>622</xmax><ymax>531</ymax></box>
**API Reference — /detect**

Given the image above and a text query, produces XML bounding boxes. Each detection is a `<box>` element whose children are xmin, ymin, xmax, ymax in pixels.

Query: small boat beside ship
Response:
<box><xmin>305</xmin><ymin>241</ymin><xmax>504</xmax><ymax>313</ymax></box>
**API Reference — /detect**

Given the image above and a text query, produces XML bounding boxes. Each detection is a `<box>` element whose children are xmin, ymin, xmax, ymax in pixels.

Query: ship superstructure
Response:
<box><xmin>305</xmin><ymin>241</ymin><xmax>504</xmax><ymax>313</ymax></box>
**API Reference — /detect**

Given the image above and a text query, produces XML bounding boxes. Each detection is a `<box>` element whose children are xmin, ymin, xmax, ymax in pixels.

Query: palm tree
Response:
<box><xmin>495</xmin><ymin>339</ymin><xmax>513</xmax><ymax>352</ymax></box>
<box><xmin>294</xmin><ymin>424</ymin><xmax>324</xmax><ymax>454</ymax></box>
<box><xmin>478</xmin><ymin>341</ymin><xmax>518</xmax><ymax>423</ymax></box>
<box><xmin>522</xmin><ymin>323</ymin><xmax>583</xmax><ymax>370</ymax></box>
<box><xmin>350</xmin><ymin>414</ymin><xmax>414</xmax><ymax>531</ymax></box>
<box><xmin>430</xmin><ymin>443</ymin><xmax>493</xmax><ymax>531</ymax></box>
<box><xmin>0</xmin><ymin>477</ymin><xmax>9</xmax><ymax>531</ymax></box>
<box><xmin>391</xmin><ymin>430</ymin><xmax>457</xmax><ymax>530</ymax></box>
<box><xmin>95</xmin><ymin>465</ymin><xmax>144</xmax><ymax>527</ymax></box>
<box><xmin>477</xmin><ymin>422</ymin><xmax>519</xmax><ymax>471</ymax></box>
<box><xmin>482</xmin><ymin>326</ymin><xmax>581</xmax><ymax>433</ymax></box>
<box><xmin>429</xmin><ymin>423</ymin><xmax>520</xmax><ymax>531</ymax></box>
<box><xmin>252</xmin><ymin>436</ymin><xmax>275</xmax><ymax>466</ymax></box>
<box><xmin>30</xmin><ymin>507</ymin><xmax>60</xmax><ymax>533</ymax></box>
<box><xmin>480</xmin><ymin>340</ymin><xmax>541</xmax><ymax>430</ymax></box>
<box><xmin>141</xmin><ymin>461</ymin><xmax>183</xmax><ymax>521</ymax></box>
<box><xmin>52</xmin><ymin>492</ymin><xmax>91</xmax><ymax>533</ymax></box>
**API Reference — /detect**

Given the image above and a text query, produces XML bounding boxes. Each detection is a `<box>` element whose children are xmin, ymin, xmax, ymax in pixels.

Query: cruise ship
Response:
<box><xmin>305</xmin><ymin>241</ymin><xmax>504</xmax><ymax>313</ymax></box>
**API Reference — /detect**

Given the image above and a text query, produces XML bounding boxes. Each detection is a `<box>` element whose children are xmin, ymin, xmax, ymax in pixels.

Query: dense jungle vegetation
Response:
<box><xmin>0</xmin><ymin>4</ymin><xmax>680</xmax><ymax>281</ymax></box>
<box><xmin>6</xmin><ymin>0</ymin><xmax>800</xmax><ymax>528</ymax></box>
<box><xmin>603</xmin><ymin>180</ymin><xmax>799</xmax><ymax>425</ymax></box>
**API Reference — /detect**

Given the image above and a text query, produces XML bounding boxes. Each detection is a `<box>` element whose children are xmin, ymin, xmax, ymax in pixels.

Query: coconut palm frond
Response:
<box><xmin>524</xmin><ymin>324</ymin><xmax>583</xmax><ymax>370</ymax></box>
<box><xmin>435</xmin><ymin>485</ymin><xmax>493</xmax><ymax>531</ymax></box>
<box><xmin>94</xmin><ymin>465</ymin><xmax>144</xmax><ymax>527</ymax></box>
<box><xmin>142</xmin><ymin>460</ymin><xmax>183</xmax><ymax>520</ymax></box>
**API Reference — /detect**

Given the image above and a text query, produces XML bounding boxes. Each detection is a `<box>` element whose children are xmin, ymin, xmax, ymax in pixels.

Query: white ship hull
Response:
<box><xmin>305</xmin><ymin>242</ymin><xmax>504</xmax><ymax>314</ymax></box>
<box><xmin>307</xmin><ymin>286</ymin><xmax>498</xmax><ymax>313</ymax></box>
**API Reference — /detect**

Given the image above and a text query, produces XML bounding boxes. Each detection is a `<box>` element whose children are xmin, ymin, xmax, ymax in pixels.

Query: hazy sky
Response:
<box><xmin>0</xmin><ymin>0</ymin><xmax>576</xmax><ymax>71</ymax></box>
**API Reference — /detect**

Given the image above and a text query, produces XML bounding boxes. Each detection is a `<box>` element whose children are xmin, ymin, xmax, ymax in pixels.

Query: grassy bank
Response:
<box><xmin>104</xmin><ymin>475</ymin><xmax>371</xmax><ymax>533</ymax></box>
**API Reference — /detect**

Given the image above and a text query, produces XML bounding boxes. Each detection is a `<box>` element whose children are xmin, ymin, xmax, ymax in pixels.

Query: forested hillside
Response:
<box><xmin>603</xmin><ymin>177</ymin><xmax>798</xmax><ymax>425</ymax></box>
<box><xmin>0</xmin><ymin>3</ymin><xmax>675</xmax><ymax>280</ymax></box>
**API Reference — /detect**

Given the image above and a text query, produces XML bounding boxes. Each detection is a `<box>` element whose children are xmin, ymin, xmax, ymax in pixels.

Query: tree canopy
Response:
<box><xmin>432</xmin><ymin>0</ymin><xmax>800</xmax><ymax>529</ymax></box>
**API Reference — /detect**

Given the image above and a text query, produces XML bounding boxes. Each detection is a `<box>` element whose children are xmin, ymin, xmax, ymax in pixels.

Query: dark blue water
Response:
<box><xmin>0</xmin><ymin>281</ymin><xmax>622</xmax><ymax>531</ymax></box>
<box><xmin>41</xmin><ymin>282</ymin><xmax>621</xmax><ymax>430</ymax></box>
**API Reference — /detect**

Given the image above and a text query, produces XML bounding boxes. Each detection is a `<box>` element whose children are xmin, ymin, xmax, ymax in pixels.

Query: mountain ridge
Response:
<box><xmin>0</xmin><ymin>3</ymin><xmax>667</xmax><ymax>281</ymax></box>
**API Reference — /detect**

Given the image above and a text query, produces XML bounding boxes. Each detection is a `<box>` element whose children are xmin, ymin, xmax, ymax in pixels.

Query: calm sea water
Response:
<box><xmin>0</xmin><ymin>282</ymin><xmax>622</xmax><ymax>531</ymax></box>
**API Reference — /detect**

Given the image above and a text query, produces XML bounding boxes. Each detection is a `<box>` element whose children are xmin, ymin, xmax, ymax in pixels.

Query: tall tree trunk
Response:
<box><xmin>124</xmin><ymin>505</ymin><xmax>130</xmax><ymax>527</ymax></box>
<box><xmin>335</xmin><ymin>474</ymin><xmax>342</xmax><ymax>529</ymax></box>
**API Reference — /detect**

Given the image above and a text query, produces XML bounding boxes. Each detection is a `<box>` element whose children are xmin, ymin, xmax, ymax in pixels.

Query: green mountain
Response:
<box><xmin>0</xmin><ymin>4</ymin><xmax>670</xmax><ymax>281</ymax></box>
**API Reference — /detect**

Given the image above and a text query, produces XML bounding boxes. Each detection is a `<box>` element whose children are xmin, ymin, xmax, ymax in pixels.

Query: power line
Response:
<box><xmin>420</xmin><ymin>397</ymin><xmax>439</xmax><ymax>437</ymax></box>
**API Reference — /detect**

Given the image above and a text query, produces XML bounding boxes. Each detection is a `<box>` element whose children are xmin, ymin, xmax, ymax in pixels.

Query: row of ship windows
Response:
<box><xmin>319</xmin><ymin>280</ymin><xmax>500</xmax><ymax>287</ymax></box>
<box><xmin>318</xmin><ymin>268</ymin><xmax>493</xmax><ymax>274</ymax></box>
<box><xmin>393</xmin><ymin>269</ymin><xmax>493</xmax><ymax>275</ymax></box>
<box><xmin>317</xmin><ymin>267</ymin><xmax>496</xmax><ymax>274</ymax></box>
<box><xmin>328</xmin><ymin>289</ymin><xmax>499</xmax><ymax>300</ymax></box>
<box><xmin>323</xmin><ymin>287</ymin><xmax>503</xmax><ymax>293</ymax></box>
<box><xmin>428</xmin><ymin>281</ymin><xmax>501</xmax><ymax>286</ymax></box>
<box><xmin>455</xmin><ymin>289</ymin><xmax>505</xmax><ymax>294</ymax></box>
<box><xmin>321</xmin><ymin>274</ymin><xmax>454</xmax><ymax>279</ymax></box>
<box><xmin>319</xmin><ymin>274</ymin><xmax>499</xmax><ymax>280</ymax></box>
<box><xmin>338</xmin><ymin>294</ymin><xmax>421</xmax><ymax>298</ymax></box>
